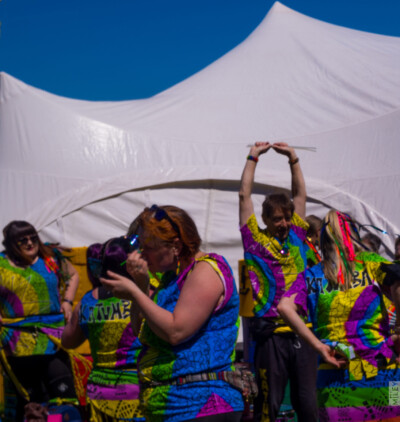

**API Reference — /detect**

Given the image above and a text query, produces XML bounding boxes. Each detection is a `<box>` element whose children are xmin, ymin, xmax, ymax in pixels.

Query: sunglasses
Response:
<box><xmin>150</xmin><ymin>205</ymin><xmax>181</xmax><ymax>239</ymax></box>
<box><xmin>17</xmin><ymin>235</ymin><xmax>39</xmax><ymax>246</ymax></box>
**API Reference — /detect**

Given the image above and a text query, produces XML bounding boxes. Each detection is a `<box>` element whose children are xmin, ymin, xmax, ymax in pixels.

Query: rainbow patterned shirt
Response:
<box><xmin>285</xmin><ymin>252</ymin><xmax>400</xmax><ymax>421</ymax></box>
<box><xmin>138</xmin><ymin>253</ymin><xmax>243</xmax><ymax>422</ymax></box>
<box><xmin>0</xmin><ymin>253</ymin><xmax>63</xmax><ymax>356</ymax></box>
<box><xmin>240</xmin><ymin>212</ymin><xmax>308</xmax><ymax>319</ymax></box>
<box><xmin>79</xmin><ymin>291</ymin><xmax>142</xmax><ymax>402</ymax></box>
<box><xmin>286</xmin><ymin>252</ymin><xmax>397</xmax><ymax>380</ymax></box>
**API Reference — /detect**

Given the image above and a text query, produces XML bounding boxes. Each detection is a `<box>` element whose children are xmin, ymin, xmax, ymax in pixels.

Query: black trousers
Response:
<box><xmin>253</xmin><ymin>333</ymin><xmax>318</xmax><ymax>422</ymax></box>
<box><xmin>8</xmin><ymin>350</ymin><xmax>76</xmax><ymax>421</ymax></box>
<box><xmin>185</xmin><ymin>411</ymin><xmax>243</xmax><ymax>422</ymax></box>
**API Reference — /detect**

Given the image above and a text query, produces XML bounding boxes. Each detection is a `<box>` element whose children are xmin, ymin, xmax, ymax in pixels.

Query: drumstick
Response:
<box><xmin>246</xmin><ymin>144</ymin><xmax>316</xmax><ymax>152</ymax></box>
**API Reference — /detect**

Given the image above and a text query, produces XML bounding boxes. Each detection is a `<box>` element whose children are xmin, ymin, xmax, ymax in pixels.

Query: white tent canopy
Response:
<box><xmin>1</xmin><ymin>1</ymin><xmax>400</xmax><ymax>280</ymax></box>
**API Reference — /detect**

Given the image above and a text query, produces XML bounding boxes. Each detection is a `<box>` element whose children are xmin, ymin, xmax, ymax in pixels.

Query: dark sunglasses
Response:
<box><xmin>150</xmin><ymin>205</ymin><xmax>181</xmax><ymax>239</ymax></box>
<box><xmin>17</xmin><ymin>235</ymin><xmax>39</xmax><ymax>246</ymax></box>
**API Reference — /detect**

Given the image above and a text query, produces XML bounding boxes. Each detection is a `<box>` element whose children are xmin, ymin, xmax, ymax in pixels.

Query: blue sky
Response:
<box><xmin>1</xmin><ymin>0</ymin><xmax>400</xmax><ymax>101</ymax></box>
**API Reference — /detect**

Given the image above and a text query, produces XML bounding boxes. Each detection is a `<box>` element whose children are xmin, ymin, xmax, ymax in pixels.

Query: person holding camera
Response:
<box><xmin>101</xmin><ymin>205</ymin><xmax>244</xmax><ymax>422</ymax></box>
<box><xmin>62</xmin><ymin>237</ymin><xmax>145</xmax><ymax>422</ymax></box>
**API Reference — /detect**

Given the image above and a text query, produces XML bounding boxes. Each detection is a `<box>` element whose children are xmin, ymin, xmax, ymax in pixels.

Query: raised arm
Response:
<box><xmin>101</xmin><ymin>261</ymin><xmax>224</xmax><ymax>346</ymax></box>
<box><xmin>272</xmin><ymin>143</ymin><xmax>306</xmax><ymax>219</ymax></box>
<box><xmin>239</xmin><ymin>142</ymin><xmax>272</xmax><ymax>227</ymax></box>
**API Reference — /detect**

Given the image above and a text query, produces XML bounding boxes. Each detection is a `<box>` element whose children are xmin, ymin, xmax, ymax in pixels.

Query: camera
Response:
<box><xmin>87</xmin><ymin>235</ymin><xmax>140</xmax><ymax>281</ymax></box>
<box><xmin>100</xmin><ymin>234</ymin><xmax>140</xmax><ymax>278</ymax></box>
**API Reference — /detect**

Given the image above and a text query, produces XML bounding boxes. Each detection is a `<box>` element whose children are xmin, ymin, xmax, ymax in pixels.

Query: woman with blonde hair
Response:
<box><xmin>278</xmin><ymin>210</ymin><xmax>400</xmax><ymax>422</ymax></box>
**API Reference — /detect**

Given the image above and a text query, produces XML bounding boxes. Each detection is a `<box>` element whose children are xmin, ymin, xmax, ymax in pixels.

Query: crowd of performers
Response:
<box><xmin>0</xmin><ymin>142</ymin><xmax>400</xmax><ymax>422</ymax></box>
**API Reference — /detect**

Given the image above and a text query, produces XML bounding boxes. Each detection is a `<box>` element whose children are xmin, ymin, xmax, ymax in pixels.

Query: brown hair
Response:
<box><xmin>138</xmin><ymin>205</ymin><xmax>201</xmax><ymax>259</ymax></box>
<box><xmin>2</xmin><ymin>220</ymin><xmax>54</xmax><ymax>266</ymax></box>
<box><xmin>306</xmin><ymin>215</ymin><xmax>323</xmax><ymax>238</ymax></box>
<box><xmin>262</xmin><ymin>193</ymin><xmax>294</xmax><ymax>220</ymax></box>
<box><xmin>361</xmin><ymin>233</ymin><xmax>382</xmax><ymax>253</ymax></box>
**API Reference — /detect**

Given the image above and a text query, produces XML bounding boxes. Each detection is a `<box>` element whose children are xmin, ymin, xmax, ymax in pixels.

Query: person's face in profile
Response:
<box><xmin>139</xmin><ymin>229</ymin><xmax>178</xmax><ymax>274</ymax></box>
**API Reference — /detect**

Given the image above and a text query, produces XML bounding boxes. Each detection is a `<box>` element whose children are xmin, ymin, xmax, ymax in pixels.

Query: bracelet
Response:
<box><xmin>289</xmin><ymin>157</ymin><xmax>299</xmax><ymax>166</ymax></box>
<box><xmin>247</xmin><ymin>155</ymin><xmax>259</xmax><ymax>163</ymax></box>
<box><xmin>63</xmin><ymin>299</ymin><xmax>73</xmax><ymax>306</ymax></box>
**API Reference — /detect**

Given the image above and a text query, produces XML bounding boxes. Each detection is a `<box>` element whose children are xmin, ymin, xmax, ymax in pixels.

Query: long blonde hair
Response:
<box><xmin>320</xmin><ymin>210</ymin><xmax>362</xmax><ymax>290</ymax></box>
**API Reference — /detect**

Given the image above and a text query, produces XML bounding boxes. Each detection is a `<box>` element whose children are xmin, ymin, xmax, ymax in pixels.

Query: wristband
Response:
<box><xmin>63</xmin><ymin>299</ymin><xmax>73</xmax><ymax>306</ymax></box>
<box><xmin>289</xmin><ymin>157</ymin><xmax>299</xmax><ymax>165</ymax></box>
<box><xmin>247</xmin><ymin>155</ymin><xmax>259</xmax><ymax>163</ymax></box>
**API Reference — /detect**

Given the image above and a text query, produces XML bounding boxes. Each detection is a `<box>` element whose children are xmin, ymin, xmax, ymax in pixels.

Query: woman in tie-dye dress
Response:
<box><xmin>278</xmin><ymin>210</ymin><xmax>400</xmax><ymax>422</ymax></box>
<box><xmin>101</xmin><ymin>205</ymin><xmax>244</xmax><ymax>422</ymax></box>
<box><xmin>62</xmin><ymin>239</ymin><xmax>145</xmax><ymax>421</ymax></box>
<box><xmin>0</xmin><ymin>220</ymin><xmax>79</xmax><ymax>421</ymax></box>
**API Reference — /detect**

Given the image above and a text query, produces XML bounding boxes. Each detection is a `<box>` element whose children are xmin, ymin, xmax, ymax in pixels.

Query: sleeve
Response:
<box><xmin>282</xmin><ymin>270</ymin><xmax>308</xmax><ymax>317</ymax></box>
<box><xmin>240</xmin><ymin>213</ymin><xmax>260</xmax><ymax>251</ymax></box>
<box><xmin>380</xmin><ymin>262</ymin><xmax>400</xmax><ymax>286</ymax></box>
<box><xmin>359</xmin><ymin>251</ymin><xmax>400</xmax><ymax>287</ymax></box>
<box><xmin>291</xmin><ymin>212</ymin><xmax>308</xmax><ymax>242</ymax></box>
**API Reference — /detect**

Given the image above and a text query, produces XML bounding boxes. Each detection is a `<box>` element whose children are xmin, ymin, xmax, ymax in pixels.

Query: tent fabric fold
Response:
<box><xmin>1</xmin><ymin>1</ymin><xmax>400</xmax><ymax>280</ymax></box>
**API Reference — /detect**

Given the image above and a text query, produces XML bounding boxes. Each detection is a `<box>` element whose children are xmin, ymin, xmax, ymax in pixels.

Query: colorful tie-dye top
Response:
<box><xmin>0</xmin><ymin>253</ymin><xmax>63</xmax><ymax>356</ymax></box>
<box><xmin>138</xmin><ymin>253</ymin><xmax>243</xmax><ymax>422</ymax></box>
<box><xmin>305</xmin><ymin>239</ymin><xmax>321</xmax><ymax>268</ymax></box>
<box><xmin>79</xmin><ymin>291</ymin><xmax>142</xmax><ymax>369</ymax></box>
<box><xmin>240</xmin><ymin>213</ymin><xmax>308</xmax><ymax>319</ymax></box>
<box><xmin>285</xmin><ymin>252</ymin><xmax>399</xmax><ymax>381</ymax></box>
<box><xmin>79</xmin><ymin>290</ymin><xmax>143</xmax><ymax>416</ymax></box>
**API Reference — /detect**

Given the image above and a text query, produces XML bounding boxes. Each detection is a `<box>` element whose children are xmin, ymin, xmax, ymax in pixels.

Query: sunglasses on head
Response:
<box><xmin>150</xmin><ymin>205</ymin><xmax>181</xmax><ymax>239</ymax></box>
<box><xmin>17</xmin><ymin>235</ymin><xmax>39</xmax><ymax>246</ymax></box>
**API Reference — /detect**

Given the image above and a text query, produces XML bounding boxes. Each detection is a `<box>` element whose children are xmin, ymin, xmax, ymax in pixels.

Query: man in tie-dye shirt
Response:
<box><xmin>239</xmin><ymin>142</ymin><xmax>318</xmax><ymax>422</ymax></box>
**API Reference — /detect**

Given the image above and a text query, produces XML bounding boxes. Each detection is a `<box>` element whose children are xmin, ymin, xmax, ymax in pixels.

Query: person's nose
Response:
<box><xmin>280</xmin><ymin>219</ymin><xmax>288</xmax><ymax>229</ymax></box>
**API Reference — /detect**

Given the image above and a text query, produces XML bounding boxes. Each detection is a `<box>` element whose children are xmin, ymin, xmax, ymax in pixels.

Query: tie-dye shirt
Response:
<box><xmin>0</xmin><ymin>253</ymin><xmax>63</xmax><ymax>356</ymax></box>
<box><xmin>240</xmin><ymin>213</ymin><xmax>308</xmax><ymax>319</ymax></box>
<box><xmin>285</xmin><ymin>252</ymin><xmax>400</xmax><ymax>421</ymax></box>
<box><xmin>79</xmin><ymin>291</ymin><xmax>142</xmax><ymax>400</ymax></box>
<box><xmin>305</xmin><ymin>239</ymin><xmax>321</xmax><ymax>268</ymax></box>
<box><xmin>286</xmin><ymin>252</ymin><xmax>398</xmax><ymax>380</ymax></box>
<box><xmin>138</xmin><ymin>253</ymin><xmax>243</xmax><ymax>422</ymax></box>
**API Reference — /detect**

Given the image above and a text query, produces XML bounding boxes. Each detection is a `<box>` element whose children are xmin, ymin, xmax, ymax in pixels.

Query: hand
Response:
<box><xmin>318</xmin><ymin>343</ymin><xmax>348</xmax><ymax>368</ymax></box>
<box><xmin>249</xmin><ymin>142</ymin><xmax>272</xmax><ymax>158</ymax></box>
<box><xmin>126</xmin><ymin>250</ymin><xmax>150</xmax><ymax>293</ymax></box>
<box><xmin>272</xmin><ymin>142</ymin><xmax>296</xmax><ymax>160</ymax></box>
<box><xmin>100</xmin><ymin>270</ymin><xmax>138</xmax><ymax>301</ymax></box>
<box><xmin>60</xmin><ymin>301</ymin><xmax>73</xmax><ymax>323</ymax></box>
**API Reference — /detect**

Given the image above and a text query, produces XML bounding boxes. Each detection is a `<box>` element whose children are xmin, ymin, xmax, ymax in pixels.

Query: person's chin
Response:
<box><xmin>278</xmin><ymin>232</ymin><xmax>289</xmax><ymax>242</ymax></box>
<box><xmin>22</xmin><ymin>250</ymin><xmax>38</xmax><ymax>260</ymax></box>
